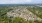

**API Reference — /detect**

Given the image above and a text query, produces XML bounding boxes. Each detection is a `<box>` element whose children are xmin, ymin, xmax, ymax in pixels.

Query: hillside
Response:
<box><xmin>0</xmin><ymin>6</ymin><xmax>42</xmax><ymax>23</ymax></box>
<box><xmin>7</xmin><ymin>6</ymin><xmax>42</xmax><ymax>21</ymax></box>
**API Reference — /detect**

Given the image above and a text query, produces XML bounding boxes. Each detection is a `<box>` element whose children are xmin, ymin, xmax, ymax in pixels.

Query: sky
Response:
<box><xmin>0</xmin><ymin>0</ymin><xmax>42</xmax><ymax>4</ymax></box>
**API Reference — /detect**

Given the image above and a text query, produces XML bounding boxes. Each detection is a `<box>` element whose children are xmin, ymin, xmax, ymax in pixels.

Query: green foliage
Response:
<box><xmin>0</xmin><ymin>6</ymin><xmax>42</xmax><ymax>23</ymax></box>
<box><xmin>12</xmin><ymin>17</ymin><xmax>29</xmax><ymax>23</ymax></box>
<box><xmin>0</xmin><ymin>7</ymin><xmax>13</xmax><ymax>23</ymax></box>
<box><xmin>0</xmin><ymin>17</ymin><xmax>30</xmax><ymax>23</ymax></box>
<box><xmin>27</xmin><ymin>7</ymin><xmax>42</xmax><ymax>19</ymax></box>
<box><xmin>0</xmin><ymin>7</ymin><xmax>13</xmax><ymax>15</ymax></box>
<box><xmin>0</xmin><ymin>7</ymin><xmax>29</xmax><ymax>23</ymax></box>
<box><xmin>34</xmin><ymin>20</ymin><xmax>42</xmax><ymax>23</ymax></box>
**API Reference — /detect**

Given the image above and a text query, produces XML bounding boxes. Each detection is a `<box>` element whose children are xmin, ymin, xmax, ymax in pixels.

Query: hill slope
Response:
<box><xmin>7</xmin><ymin>6</ymin><xmax>42</xmax><ymax>21</ymax></box>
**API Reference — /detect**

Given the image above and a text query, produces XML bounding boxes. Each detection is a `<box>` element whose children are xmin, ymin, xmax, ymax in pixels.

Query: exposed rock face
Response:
<box><xmin>7</xmin><ymin>7</ymin><xmax>42</xmax><ymax>21</ymax></box>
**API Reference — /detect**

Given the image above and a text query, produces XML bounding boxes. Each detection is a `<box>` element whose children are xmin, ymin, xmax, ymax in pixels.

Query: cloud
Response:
<box><xmin>0</xmin><ymin>0</ymin><xmax>32</xmax><ymax>4</ymax></box>
<box><xmin>31</xmin><ymin>0</ymin><xmax>42</xmax><ymax>4</ymax></box>
<box><xmin>0</xmin><ymin>0</ymin><xmax>42</xmax><ymax>4</ymax></box>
